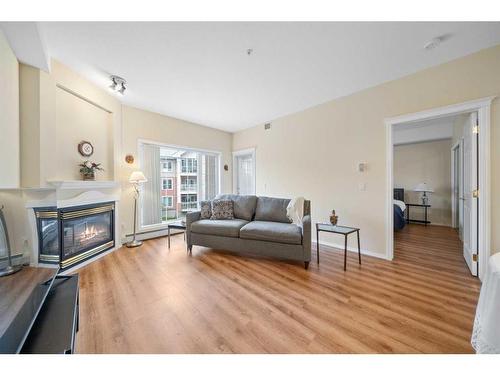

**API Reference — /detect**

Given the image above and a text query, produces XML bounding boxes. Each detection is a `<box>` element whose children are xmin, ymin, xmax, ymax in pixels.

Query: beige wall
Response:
<box><xmin>233</xmin><ymin>44</ymin><xmax>500</xmax><ymax>257</ymax></box>
<box><xmin>0</xmin><ymin>30</ymin><xmax>19</xmax><ymax>188</ymax></box>
<box><xmin>394</xmin><ymin>140</ymin><xmax>452</xmax><ymax>226</ymax></box>
<box><xmin>120</xmin><ymin>105</ymin><xmax>233</xmax><ymax>235</ymax></box>
<box><xmin>54</xmin><ymin>87</ymin><xmax>113</xmax><ymax>180</ymax></box>
<box><xmin>20</xmin><ymin>60</ymin><xmax>122</xmax><ymax>187</ymax></box>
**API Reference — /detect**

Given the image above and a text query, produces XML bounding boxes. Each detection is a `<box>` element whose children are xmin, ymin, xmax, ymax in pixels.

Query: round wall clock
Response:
<box><xmin>78</xmin><ymin>141</ymin><xmax>94</xmax><ymax>157</ymax></box>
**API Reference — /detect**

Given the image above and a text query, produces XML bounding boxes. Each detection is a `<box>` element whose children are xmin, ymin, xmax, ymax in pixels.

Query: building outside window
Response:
<box><xmin>162</xmin><ymin>160</ymin><xmax>173</xmax><ymax>172</ymax></box>
<box><xmin>141</xmin><ymin>143</ymin><xmax>219</xmax><ymax>227</ymax></box>
<box><xmin>162</xmin><ymin>178</ymin><xmax>173</xmax><ymax>190</ymax></box>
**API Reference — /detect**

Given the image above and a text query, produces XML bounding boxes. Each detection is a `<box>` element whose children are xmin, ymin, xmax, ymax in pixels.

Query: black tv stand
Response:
<box><xmin>0</xmin><ymin>267</ymin><xmax>79</xmax><ymax>354</ymax></box>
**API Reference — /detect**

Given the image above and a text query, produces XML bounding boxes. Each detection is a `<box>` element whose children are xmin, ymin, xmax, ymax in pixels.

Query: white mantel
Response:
<box><xmin>47</xmin><ymin>180</ymin><xmax>120</xmax><ymax>190</ymax></box>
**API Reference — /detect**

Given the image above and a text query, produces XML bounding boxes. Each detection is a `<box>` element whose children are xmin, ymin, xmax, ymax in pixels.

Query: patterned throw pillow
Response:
<box><xmin>200</xmin><ymin>200</ymin><xmax>212</xmax><ymax>219</ymax></box>
<box><xmin>210</xmin><ymin>199</ymin><xmax>234</xmax><ymax>220</ymax></box>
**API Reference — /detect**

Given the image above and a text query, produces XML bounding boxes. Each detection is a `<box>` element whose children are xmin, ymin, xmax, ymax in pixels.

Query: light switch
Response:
<box><xmin>359</xmin><ymin>183</ymin><xmax>366</xmax><ymax>191</ymax></box>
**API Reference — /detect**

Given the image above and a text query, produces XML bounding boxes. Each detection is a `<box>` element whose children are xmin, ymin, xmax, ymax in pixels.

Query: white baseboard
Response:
<box><xmin>121</xmin><ymin>228</ymin><xmax>184</xmax><ymax>244</ymax></box>
<box><xmin>312</xmin><ymin>240</ymin><xmax>388</xmax><ymax>260</ymax></box>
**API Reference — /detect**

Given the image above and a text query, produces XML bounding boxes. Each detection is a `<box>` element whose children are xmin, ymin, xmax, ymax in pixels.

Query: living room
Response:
<box><xmin>1</xmin><ymin>1</ymin><xmax>500</xmax><ymax>372</ymax></box>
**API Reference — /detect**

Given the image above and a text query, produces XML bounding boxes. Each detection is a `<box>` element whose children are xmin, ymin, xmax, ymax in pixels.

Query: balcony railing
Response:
<box><xmin>181</xmin><ymin>202</ymin><xmax>198</xmax><ymax>211</ymax></box>
<box><xmin>180</xmin><ymin>168</ymin><xmax>197</xmax><ymax>174</ymax></box>
<box><xmin>180</xmin><ymin>184</ymin><xmax>197</xmax><ymax>192</ymax></box>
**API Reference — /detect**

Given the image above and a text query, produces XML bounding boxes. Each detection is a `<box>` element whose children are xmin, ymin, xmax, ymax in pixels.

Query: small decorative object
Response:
<box><xmin>125</xmin><ymin>154</ymin><xmax>135</xmax><ymax>164</ymax></box>
<box><xmin>79</xmin><ymin>160</ymin><xmax>104</xmax><ymax>181</ymax></box>
<box><xmin>224</xmin><ymin>164</ymin><xmax>229</xmax><ymax>171</ymax></box>
<box><xmin>78</xmin><ymin>140</ymin><xmax>94</xmax><ymax>157</ymax></box>
<box><xmin>414</xmin><ymin>182</ymin><xmax>434</xmax><ymax>205</ymax></box>
<box><xmin>329</xmin><ymin>209</ymin><xmax>338</xmax><ymax>226</ymax></box>
<box><xmin>126</xmin><ymin>171</ymin><xmax>148</xmax><ymax>248</ymax></box>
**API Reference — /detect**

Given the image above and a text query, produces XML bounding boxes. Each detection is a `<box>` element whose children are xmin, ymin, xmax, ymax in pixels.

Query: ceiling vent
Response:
<box><xmin>264</xmin><ymin>123</ymin><xmax>271</xmax><ymax>130</ymax></box>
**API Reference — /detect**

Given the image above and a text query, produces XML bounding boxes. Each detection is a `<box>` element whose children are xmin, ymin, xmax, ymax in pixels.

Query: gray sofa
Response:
<box><xmin>186</xmin><ymin>195</ymin><xmax>312</xmax><ymax>268</ymax></box>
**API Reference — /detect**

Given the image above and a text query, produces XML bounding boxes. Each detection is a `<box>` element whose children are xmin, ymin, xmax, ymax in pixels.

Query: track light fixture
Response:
<box><xmin>109</xmin><ymin>75</ymin><xmax>127</xmax><ymax>95</ymax></box>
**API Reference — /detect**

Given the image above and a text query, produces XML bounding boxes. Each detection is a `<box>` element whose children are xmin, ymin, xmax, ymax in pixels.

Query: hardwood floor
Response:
<box><xmin>74</xmin><ymin>224</ymin><xmax>480</xmax><ymax>353</ymax></box>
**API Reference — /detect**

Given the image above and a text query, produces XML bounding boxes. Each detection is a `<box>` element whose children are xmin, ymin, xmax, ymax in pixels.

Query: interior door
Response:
<box><xmin>462</xmin><ymin>112</ymin><xmax>478</xmax><ymax>276</ymax></box>
<box><xmin>234</xmin><ymin>151</ymin><xmax>255</xmax><ymax>195</ymax></box>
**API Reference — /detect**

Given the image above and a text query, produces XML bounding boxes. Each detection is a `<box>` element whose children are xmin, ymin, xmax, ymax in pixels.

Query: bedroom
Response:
<box><xmin>392</xmin><ymin>111</ymin><xmax>481</xmax><ymax>279</ymax></box>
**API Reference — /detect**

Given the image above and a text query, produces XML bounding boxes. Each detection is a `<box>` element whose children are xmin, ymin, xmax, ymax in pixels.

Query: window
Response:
<box><xmin>140</xmin><ymin>142</ymin><xmax>220</xmax><ymax>227</ymax></box>
<box><xmin>162</xmin><ymin>196</ymin><xmax>173</xmax><ymax>208</ymax></box>
<box><xmin>180</xmin><ymin>158</ymin><xmax>197</xmax><ymax>173</ymax></box>
<box><xmin>162</xmin><ymin>160</ymin><xmax>173</xmax><ymax>172</ymax></box>
<box><xmin>162</xmin><ymin>178</ymin><xmax>173</xmax><ymax>190</ymax></box>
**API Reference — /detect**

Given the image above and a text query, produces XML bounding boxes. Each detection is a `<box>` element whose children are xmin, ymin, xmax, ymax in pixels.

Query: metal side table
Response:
<box><xmin>316</xmin><ymin>223</ymin><xmax>361</xmax><ymax>271</ymax></box>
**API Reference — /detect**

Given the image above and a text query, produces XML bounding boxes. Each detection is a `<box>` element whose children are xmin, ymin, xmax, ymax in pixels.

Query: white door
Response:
<box><xmin>463</xmin><ymin>112</ymin><xmax>478</xmax><ymax>276</ymax></box>
<box><xmin>233</xmin><ymin>150</ymin><xmax>255</xmax><ymax>195</ymax></box>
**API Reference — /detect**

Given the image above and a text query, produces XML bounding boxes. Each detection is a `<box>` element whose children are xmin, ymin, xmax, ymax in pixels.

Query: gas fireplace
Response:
<box><xmin>35</xmin><ymin>202</ymin><xmax>115</xmax><ymax>269</ymax></box>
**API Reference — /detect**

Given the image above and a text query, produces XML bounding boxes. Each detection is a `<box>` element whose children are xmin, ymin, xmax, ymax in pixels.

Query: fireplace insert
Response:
<box><xmin>35</xmin><ymin>202</ymin><xmax>115</xmax><ymax>270</ymax></box>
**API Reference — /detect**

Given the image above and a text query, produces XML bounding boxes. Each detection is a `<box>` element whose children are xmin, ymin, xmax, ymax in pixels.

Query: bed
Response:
<box><xmin>393</xmin><ymin>188</ymin><xmax>406</xmax><ymax>230</ymax></box>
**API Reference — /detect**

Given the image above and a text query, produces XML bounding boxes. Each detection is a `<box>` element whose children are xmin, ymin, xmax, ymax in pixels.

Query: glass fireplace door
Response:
<box><xmin>61</xmin><ymin>204</ymin><xmax>114</xmax><ymax>266</ymax></box>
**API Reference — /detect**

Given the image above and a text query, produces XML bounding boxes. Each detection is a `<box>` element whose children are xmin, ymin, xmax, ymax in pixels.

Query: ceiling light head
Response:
<box><xmin>246</xmin><ymin>48</ymin><xmax>253</xmax><ymax>56</ymax></box>
<box><xmin>424</xmin><ymin>37</ymin><xmax>442</xmax><ymax>51</ymax></box>
<box><xmin>109</xmin><ymin>75</ymin><xmax>127</xmax><ymax>95</ymax></box>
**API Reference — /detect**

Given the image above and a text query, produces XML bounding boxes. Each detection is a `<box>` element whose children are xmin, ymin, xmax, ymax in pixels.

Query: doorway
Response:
<box><xmin>386</xmin><ymin>97</ymin><xmax>493</xmax><ymax>280</ymax></box>
<box><xmin>233</xmin><ymin>148</ymin><xmax>256</xmax><ymax>195</ymax></box>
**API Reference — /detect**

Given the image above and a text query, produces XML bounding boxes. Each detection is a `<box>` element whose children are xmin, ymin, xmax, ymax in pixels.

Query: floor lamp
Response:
<box><xmin>126</xmin><ymin>171</ymin><xmax>148</xmax><ymax>248</ymax></box>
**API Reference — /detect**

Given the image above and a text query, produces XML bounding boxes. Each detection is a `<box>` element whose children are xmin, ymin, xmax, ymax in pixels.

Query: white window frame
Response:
<box><xmin>138</xmin><ymin>139</ymin><xmax>222</xmax><ymax>230</ymax></box>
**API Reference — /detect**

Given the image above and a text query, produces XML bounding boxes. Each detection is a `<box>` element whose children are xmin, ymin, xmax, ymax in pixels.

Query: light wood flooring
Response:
<box><xmin>74</xmin><ymin>224</ymin><xmax>480</xmax><ymax>353</ymax></box>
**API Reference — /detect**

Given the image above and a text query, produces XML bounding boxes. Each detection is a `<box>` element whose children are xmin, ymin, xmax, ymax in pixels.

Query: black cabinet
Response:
<box><xmin>0</xmin><ymin>267</ymin><xmax>79</xmax><ymax>354</ymax></box>
<box><xmin>21</xmin><ymin>275</ymin><xmax>79</xmax><ymax>354</ymax></box>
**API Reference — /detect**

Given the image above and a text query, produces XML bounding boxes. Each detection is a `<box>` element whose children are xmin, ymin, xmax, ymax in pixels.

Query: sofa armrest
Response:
<box><xmin>186</xmin><ymin>211</ymin><xmax>201</xmax><ymax>245</ymax></box>
<box><xmin>301</xmin><ymin>214</ymin><xmax>311</xmax><ymax>261</ymax></box>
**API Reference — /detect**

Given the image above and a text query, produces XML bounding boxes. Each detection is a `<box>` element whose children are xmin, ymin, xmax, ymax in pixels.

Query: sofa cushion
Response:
<box><xmin>240</xmin><ymin>221</ymin><xmax>302</xmax><ymax>245</ymax></box>
<box><xmin>191</xmin><ymin>219</ymin><xmax>249</xmax><ymax>238</ymax></box>
<box><xmin>200</xmin><ymin>200</ymin><xmax>212</xmax><ymax>219</ymax></box>
<box><xmin>254</xmin><ymin>196</ymin><xmax>292</xmax><ymax>223</ymax></box>
<box><xmin>210</xmin><ymin>199</ymin><xmax>234</xmax><ymax>220</ymax></box>
<box><xmin>216</xmin><ymin>194</ymin><xmax>257</xmax><ymax>221</ymax></box>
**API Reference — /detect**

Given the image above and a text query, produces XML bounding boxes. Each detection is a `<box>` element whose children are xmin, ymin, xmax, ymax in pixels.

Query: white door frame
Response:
<box><xmin>451</xmin><ymin>140</ymin><xmax>463</xmax><ymax>229</ymax></box>
<box><xmin>232</xmin><ymin>147</ymin><xmax>256</xmax><ymax>195</ymax></box>
<box><xmin>385</xmin><ymin>96</ymin><xmax>494</xmax><ymax>280</ymax></box>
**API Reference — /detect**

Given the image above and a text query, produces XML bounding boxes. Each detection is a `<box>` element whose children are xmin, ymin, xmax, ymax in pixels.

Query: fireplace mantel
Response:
<box><xmin>47</xmin><ymin>180</ymin><xmax>120</xmax><ymax>190</ymax></box>
<box><xmin>26</xmin><ymin>190</ymin><xmax>120</xmax><ymax>209</ymax></box>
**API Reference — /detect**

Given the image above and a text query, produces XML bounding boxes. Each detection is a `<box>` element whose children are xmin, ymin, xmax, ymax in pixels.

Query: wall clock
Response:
<box><xmin>78</xmin><ymin>141</ymin><xmax>94</xmax><ymax>157</ymax></box>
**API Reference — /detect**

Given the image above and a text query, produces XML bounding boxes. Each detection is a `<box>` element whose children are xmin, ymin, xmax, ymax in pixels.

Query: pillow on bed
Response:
<box><xmin>394</xmin><ymin>199</ymin><xmax>406</xmax><ymax>212</ymax></box>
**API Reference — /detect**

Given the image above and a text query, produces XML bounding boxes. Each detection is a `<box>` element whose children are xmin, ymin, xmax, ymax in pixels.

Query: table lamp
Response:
<box><xmin>414</xmin><ymin>182</ymin><xmax>434</xmax><ymax>205</ymax></box>
<box><xmin>126</xmin><ymin>171</ymin><xmax>148</xmax><ymax>248</ymax></box>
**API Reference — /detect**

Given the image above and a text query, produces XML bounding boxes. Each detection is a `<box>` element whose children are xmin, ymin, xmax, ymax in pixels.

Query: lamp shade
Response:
<box><xmin>414</xmin><ymin>182</ymin><xmax>434</xmax><ymax>193</ymax></box>
<box><xmin>129</xmin><ymin>170</ymin><xmax>147</xmax><ymax>184</ymax></box>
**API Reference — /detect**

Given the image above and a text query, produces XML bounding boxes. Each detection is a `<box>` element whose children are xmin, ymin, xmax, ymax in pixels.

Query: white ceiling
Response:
<box><xmin>5</xmin><ymin>22</ymin><xmax>500</xmax><ymax>132</ymax></box>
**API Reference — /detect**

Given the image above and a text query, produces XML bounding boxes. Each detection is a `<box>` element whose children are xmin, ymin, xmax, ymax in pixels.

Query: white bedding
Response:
<box><xmin>394</xmin><ymin>199</ymin><xmax>406</xmax><ymax>212</ymax></box>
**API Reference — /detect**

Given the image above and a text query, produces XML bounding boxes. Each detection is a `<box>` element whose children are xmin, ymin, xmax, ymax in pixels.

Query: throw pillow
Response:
<box><xmin>200</xmin><ymin>200</ymin><xmax>212</xmax><ymax>219</ymax></box>
<box><xmin>210</xmin><ymin>199</ymin><xmax>234</xmax><ymax>220</ymax></box>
